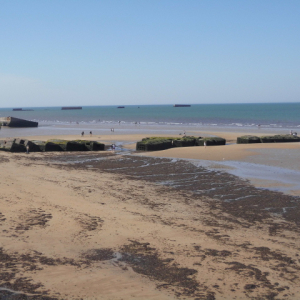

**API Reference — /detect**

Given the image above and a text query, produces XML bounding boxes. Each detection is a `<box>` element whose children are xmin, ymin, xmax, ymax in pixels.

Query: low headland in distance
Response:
<box><xmin>1</xmin><ymin>103</ymin><xmax>300</xmax><ymax>299</ymax></box>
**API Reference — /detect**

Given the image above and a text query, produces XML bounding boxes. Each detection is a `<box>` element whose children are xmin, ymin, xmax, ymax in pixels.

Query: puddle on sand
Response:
<box><xmin>0</xmin><ymin>287</ymin><xmax>37</xmax><ymax>299</ymax></box>
<box><xmin>192</xmin><ymin>160</ymin><xmax>300</xmax><ymax>195</ymax></box>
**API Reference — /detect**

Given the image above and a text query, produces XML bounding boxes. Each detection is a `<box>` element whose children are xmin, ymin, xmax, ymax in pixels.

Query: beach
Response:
<box><xmin>1</xmin><ymin>128</ymin><xmax>300</xmax><ymax>299</ymax></box>
<box><xmin>2</xmin><ymin>0</ymin><xmax>300</xmax><ymax>296</ymax></box>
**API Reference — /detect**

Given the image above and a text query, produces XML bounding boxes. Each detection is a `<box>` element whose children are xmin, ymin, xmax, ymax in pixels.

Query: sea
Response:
<box><xmin>0</xmin><ymin>102</ymin><xmax>299</xmax><ymax>137</ymax></box>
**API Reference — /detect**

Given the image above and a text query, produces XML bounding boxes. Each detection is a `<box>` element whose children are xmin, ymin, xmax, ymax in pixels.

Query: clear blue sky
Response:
<box><xmin>1</xmin><ymin>0</ymin><xmax>299</xmax><ymax>107</ymax></box>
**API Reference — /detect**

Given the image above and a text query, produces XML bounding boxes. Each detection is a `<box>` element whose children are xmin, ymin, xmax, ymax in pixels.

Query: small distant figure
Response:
<box><xmin>112</xmin><ymin>144</ymin><xmax>116</xmax><ymax>151</ymax></box>
<box><xmin>26</xmin><ymin>145</ymin><xmax>29</xmax><ymax>154</ymax></box>
<box><xmin>118</xmin><ymin>121</ymin><xmax>121</xmax><ymax>125</ymax></box>
<box><xmin>90</xmin><ymin>131</ymin><xmax>92</xmax><ymax>136</ymax></box>
<box><xmin>258</xmin><ymin>124</ymin><xmax>261</xmax><ymax>129</ymax></box>
<box><xmin>81</xmin><ymin>131</ymin><xmax>84</xmax><ymax>137</ymax></box>
<box><xmin>204</xmin><ymin>141</ymin><xmax>207</xmax><ymax>148</ymax></box>
<box><xmin>183</xmin><ymin>131</ymin><xmax>186</xmax><ymax>137</ymax></box>
<box><xmin>290</xmin><ymin>130</ymin><xmax>293</xmax><ymax>135</ymax></box>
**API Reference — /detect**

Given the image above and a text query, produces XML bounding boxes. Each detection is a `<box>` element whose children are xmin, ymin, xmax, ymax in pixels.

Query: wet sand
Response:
<box><xmin>18</xmin><ymin>129</ymin><xmax>300</xmax><ymax>195</ymax></box>
<box><xmin>1</xmin><ymin>130</ymin><xmax>300</xmax><ymax>299</ymax></box>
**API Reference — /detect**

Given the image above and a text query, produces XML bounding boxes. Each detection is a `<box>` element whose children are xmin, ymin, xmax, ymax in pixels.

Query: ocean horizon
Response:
<box><xmin>1</xmin><ymin>102</ymin><xmax>300</xmax><ymax>138</ymax></box>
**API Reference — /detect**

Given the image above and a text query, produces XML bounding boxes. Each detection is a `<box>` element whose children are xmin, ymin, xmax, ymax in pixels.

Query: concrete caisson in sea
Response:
<box><xmin>0</xmin><ymin>117</ymin><xmax>38</xmax><ymax>127</ymax></box>
<box><xmin>12</xmin><ymin>108</ymin><xmax>34</xmax><ymax>111</ymax></box>
<box><xmin>61</xmin><ymin>106</ymin><xmax>82</xmax><ymax>110</ymax></box>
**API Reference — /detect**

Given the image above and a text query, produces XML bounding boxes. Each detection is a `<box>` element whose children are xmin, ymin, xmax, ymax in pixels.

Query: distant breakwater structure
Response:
<box><xmin>61</xmin><ymin>106</ymin><xmax>82</xmax><ymax>110</ymax></box>
<box><xmin>0</xmin><ymin>117</ymin><xmax>38</xmax><ymax>128</ymax></box>
<box><xmin>12</xmin><ymin>108</ymin><xmax>34</xmax><ymax>111</ymax></box>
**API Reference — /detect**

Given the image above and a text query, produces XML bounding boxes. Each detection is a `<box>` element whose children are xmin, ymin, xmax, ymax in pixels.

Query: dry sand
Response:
<box><xmin>1</xmin><ymin>131</ymin><xmax>300</xmax><ymax>299</ymax></box>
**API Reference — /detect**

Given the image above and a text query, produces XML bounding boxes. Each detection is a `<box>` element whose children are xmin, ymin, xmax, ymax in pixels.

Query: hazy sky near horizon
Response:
<box><xmin>1</xmin><ymin>0</ymin><xmax>299</xmax><ymax>107</ymax></box>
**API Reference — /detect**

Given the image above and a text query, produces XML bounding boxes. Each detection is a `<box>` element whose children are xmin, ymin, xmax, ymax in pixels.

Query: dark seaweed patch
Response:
<box><xmin>119</xmin><ymin>241</ymin><xmax>215</xmax><ymax>298</ymax></box>
<box><xmin>0</xmin><ymin>248</ymin><xmax>60</xmax><ymax>299</ymax></box>
<box><xmin>83</xmin><ymin>249</ymin><xmax>114</xmax><ymax>261</ymax></box>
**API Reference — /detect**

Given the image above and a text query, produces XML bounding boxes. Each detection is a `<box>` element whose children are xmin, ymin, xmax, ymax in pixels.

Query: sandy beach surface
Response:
<box><xmin>1</xmin><ymin>128</ymin><xmax>300</xmax><ymax>299</ymax></box>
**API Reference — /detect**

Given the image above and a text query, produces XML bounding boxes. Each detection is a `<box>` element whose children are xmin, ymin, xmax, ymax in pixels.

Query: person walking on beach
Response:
<box><xmin>26</xmin><ymin>145</ymin><xmax>29</xmax><ymax>154</ymax></box>
<box><xmin>90</xmin><ymin>131</ymin><xmax>92</xmax><ymax>136</ymax></box>
<box><xmin>81</xmin><ymin>131</ymin><xmax>84</xmax><ymax>137</ymax></box>
<box><xmin>204</xmin><ymin>141</ymin><xmax>207</xmax><ymax>148</ymax></box>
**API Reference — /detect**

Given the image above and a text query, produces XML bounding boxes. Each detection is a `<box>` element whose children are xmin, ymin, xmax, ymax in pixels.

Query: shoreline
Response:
<box><xmin>1</xmin><ymin>126</ymin><xmax>300</xmax><ymax>196</ymax></box>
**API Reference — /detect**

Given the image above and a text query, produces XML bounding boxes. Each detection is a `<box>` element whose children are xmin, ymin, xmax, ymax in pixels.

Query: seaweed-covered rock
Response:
<box><xmin>136</xmin><ymin>137</ymin><xmax>173</xmax><ymax>151</ymax></box>
<box><xmin>71</xmin><ymin>140</ymin><xmax>105</xmax><ymax>151</ymax></box>
<box><xmin>172</xmin><ymin>136</ymin><xmax>196</xmax><ymax>147</ymax></box>
<box><xmin>260</xmin><ymin>135</ymin><xmax>300</xmax><ymax>143</ymax></box>
<box><xmin>14</xmin><ymin>138</ymin><xmax>27</xmax><ymax>145</ymax></box>
<box><xmin>25</xmin><ymin>140</ymin><xmax>46</xmax><ymax>152</ymax></box>
<box><xmin>66</xmin><ymin>140</ymin><xmax>89</xmax><ymax>151</ymax></box>
<box><xmin>0</xmin><ymin>139</ymin><xmax>27</xmax><ymax>152</ymax></box>
<box><xmin>45</xmin><ymin>139</ymin><xmax>68</xmax><ymax>151</ymax></box>
<box><xmin>136</xmin><ymin>136</ymin><xmax>226</xmax><ymax>151</ymax></box>
<box><xmin>87</xmin><ymin>141</ymin><xmax>105</xmax><ymax>151</ymax></box>
<box><xmin>0</xmin><ymin>138</ymin><xmax>105</xmax><ymax>152</ymax></box>
<box><xmin>237</xmin><ymin>135</ymin><xmax>261</xmax><ymax>144</ymax></box>
<box><xmin>195</xmin><ymin>137</ymin><xmax>226</xmax><ymax>146</ymax></box>
<box><xmin>45</xmin><ymin>139</ymin><xmax>106</xmax><ymax>152</ymax></box>
<box><xmin>0</xmin><ymin>139</ymin><xmax>14</xmax><ymax>151</ymax></box>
